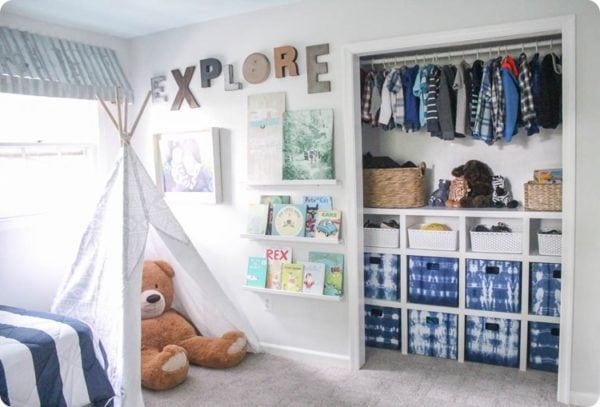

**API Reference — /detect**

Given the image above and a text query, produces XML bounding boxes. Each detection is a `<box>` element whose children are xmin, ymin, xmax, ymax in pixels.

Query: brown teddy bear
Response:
<box><xmin>450</xmin><ymin>160</ymin><xmax>493</xmax><ymax>208</ymax></box>
<box><xmin>141</xmin><ymin>260</ymin><xmax>248</xmax><ymax>390</ymax></box>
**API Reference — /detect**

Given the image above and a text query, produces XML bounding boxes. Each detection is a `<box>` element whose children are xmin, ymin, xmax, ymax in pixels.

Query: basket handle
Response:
<box><xmin>418</xmin><ymin>162</ymin><xmax>426</xmax><ymax>176</ymax></box>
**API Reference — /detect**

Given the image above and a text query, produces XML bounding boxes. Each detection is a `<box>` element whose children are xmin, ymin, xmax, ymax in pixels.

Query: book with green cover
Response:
<box><xmin>246</xmin><ymin>257</ymin><xmax>268</xmax><ymax>288</ymax></box>
<box><xmin>281</xmin><ymin>263</ymin><xmax>304</xmax><ymax>292</ymax></box>
<box><xmin>308</xmin><ymin>252</ymin><xmax>344</xmax><ymax>296</ymax></box>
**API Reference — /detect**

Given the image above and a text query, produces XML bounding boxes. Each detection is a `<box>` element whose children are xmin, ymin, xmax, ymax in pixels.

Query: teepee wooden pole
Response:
<box><xmin>96</xmin><ymin>93</ymin><xmax>119</xmax><ymax>131</ymax></box>
<box><xmin>129</xmin><ymin>90</ymin><xmax>152</xmax><ymax>140</ymax></box>
<box><xmin>115</xmin><ymin>87</ymin><xmax>123</xmax><ymax>135</ymax></box>
<box><xmin>123</xmin><ymin>94</ymin><xmax>129</xmax><ymax>135</ymax></box>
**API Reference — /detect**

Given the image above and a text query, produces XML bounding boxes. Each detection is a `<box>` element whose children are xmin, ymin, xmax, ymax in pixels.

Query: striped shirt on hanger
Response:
<box><xmin>426</xmin><ymin>64</ymin><xmax>441</xmax><ymax>136</ymax></box>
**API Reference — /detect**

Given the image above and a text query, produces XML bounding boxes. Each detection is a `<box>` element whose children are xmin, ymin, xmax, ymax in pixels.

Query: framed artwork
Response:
<box><xmin>154</xmin><ymin>128</ymin><xmax>222</xmax><ymax>203</ymax></box>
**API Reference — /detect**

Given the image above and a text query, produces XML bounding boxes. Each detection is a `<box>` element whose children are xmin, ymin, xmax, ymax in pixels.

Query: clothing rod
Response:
<box><xmin>361</xmin><ymin>38</ymin><xmax>562</xmax><ymax>65</ymax></box>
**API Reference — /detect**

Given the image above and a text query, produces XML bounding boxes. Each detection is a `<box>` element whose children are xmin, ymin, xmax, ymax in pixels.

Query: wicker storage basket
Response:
<box><xmin>408</xmin><ymin>224</ymin><xmax>458</xmax><ymax>251</ymax></box>
<box><xmin>470</xmin><ymin>230</ymin><xmax>523</xmax><ymax>254</ymax></box>
<box><xmin>364</xmin><ymin>227</ymin><xmax>400</xmax><ymax>248</ymax></box>
<box><xmin>363</xmin><ymin>162</ymin><xmax>426</xmax><ymax>208</ymax></box>
<box><xmin>538</xmin><ymin>233</ymin><xmax>562</xmax><ymax>256</ymax></box>
<box><xmin>524</xmin><ymin>183</ymin><xmax>562</xmax><ymax>211</ymax></box>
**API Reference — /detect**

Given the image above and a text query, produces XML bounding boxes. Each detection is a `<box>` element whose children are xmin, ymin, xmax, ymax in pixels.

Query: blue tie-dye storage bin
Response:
<box><xmin>466</xmin><ymin>259</ymin><xmax>521</xmax><ymax>313</ymax></box>
<box><xmin>364</xmin><ymin>253</ymin><xmax>400</xmax><ymax>301</ymax></box>
<box><xmin>408</xmin><ymin>256</ymin><xmax>458</xmax><ymax>307</ymax></box>
<box><xmin>465</xmin><ymin>316</ymin><xmax>520</xmax><ymax>367</ymax></box>
<box><xmin>408</xmin><ymin>310</ymin><xmax>457</xmax><ymax>359</ymax></box>
<box><xmin>529</xmin><ymin>322</ymin><xmax>560</xmax><ymax>372</ymax></box>
<box><xmin>530</xmin><ymin>262</ymin><xmax>561</xmax><ymax>317</ymax></box>
<box><xmin>364</xmin><ymin>305</ymin><xmax>401</xmax><ymax>350</ymax></box>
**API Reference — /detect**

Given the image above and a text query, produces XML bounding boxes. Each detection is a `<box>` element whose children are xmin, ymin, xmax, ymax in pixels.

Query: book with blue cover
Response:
<box><xmin>308</xmin><ymin>251</ymin><xmax>344</xmax><ymax>296</ymax></box>
<box><xmin>246</xmin><ymin>257</ymin><xmax>268</xmax><ymax>288</ymax></box>
<box><xmin>302</xmin><ymin>195</ymin><xmax>333</xmax><ymax>238</ymax></box>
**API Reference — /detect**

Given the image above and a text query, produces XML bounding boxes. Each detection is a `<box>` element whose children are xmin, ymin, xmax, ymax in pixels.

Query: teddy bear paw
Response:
<box><xmin>161</xmin><ymin>345</ymin><xmax>189</xmax><ymax>373</ymax></box>
<box><xmin>222</xmin><ymin>332</ymin><xmax>247</xmax><ymax>355</ymax></box>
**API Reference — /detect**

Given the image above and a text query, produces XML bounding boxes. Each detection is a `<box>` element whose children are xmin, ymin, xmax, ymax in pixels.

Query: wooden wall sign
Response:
<box><xmin>154</xmin><ymin>42</ymin><xmax>331</xmax><ymax>110</ymax></box>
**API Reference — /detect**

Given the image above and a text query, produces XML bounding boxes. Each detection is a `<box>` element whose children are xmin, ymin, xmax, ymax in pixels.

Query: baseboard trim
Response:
<box><xmin>570</xmin><ymin>391</ymin><xmax>599</xmax><ymax>406</ymax></box>
<box><xmin>260</xmin><ymin>342</ymin><xmax>350</xmax><ymax>368</ymax></box>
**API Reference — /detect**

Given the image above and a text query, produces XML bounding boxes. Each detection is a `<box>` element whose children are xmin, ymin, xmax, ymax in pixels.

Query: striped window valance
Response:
<box><xmin>0</xmin><ymin>26</ymin><xmax>133</xmax><ymax>101</ymax></box>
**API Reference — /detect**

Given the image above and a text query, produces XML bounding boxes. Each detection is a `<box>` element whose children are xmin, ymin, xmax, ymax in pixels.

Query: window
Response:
<box><xmin>0</xmin><ymin>93</ymin><xmax>100</xmax><ymax>217</ymax></box>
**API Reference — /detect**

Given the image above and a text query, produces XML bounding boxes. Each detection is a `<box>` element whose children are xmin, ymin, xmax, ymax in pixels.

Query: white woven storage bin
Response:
<box><xmin>364</xmin><ymin>228</ymin><xmax>400</xmax><ymax>248</ymax></box>
<box><xmin>408</xmin><ymin>224</ymin><xmax>458</xmax><ymax>251</ymax></box>
<box><xmin>470</xmin><ymin>230</ymin><xmax>522</xmax><ymax>254</ymax></box>
<box><xmin>538</xmin><ymin>233</ymin><xmax>562</xmax><ymax>256</ymax></box>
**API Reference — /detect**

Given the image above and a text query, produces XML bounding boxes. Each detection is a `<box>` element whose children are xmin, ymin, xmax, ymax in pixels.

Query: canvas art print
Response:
<box><xmin>154</xmin><ymin>128</ymin><xmax>222</xmax><ymax>203</ymax></box>
<box><xmin>283</xmin><ymin>109</ymin><xmax>334</xmax><ymax>180</ymax></box>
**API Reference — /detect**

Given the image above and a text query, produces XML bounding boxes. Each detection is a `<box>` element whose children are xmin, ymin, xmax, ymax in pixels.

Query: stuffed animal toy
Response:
<box><xmin>491</xmin><ymin>175</ymin><xmax>518</xmax><ymax>208</ymax></box>
<box><xmin>141</xmin><ymin>260</ymin><xmax>248</xmax><ymax>390</ymax></box>
<box><xmin>445</xmin><ymin>176</ymin><xmax>468</xmax><ymax>208</ymax></box>
<box><xmin>450</xmin><ymin>160</ymin><xmax>493</xmax><ymax>208</ymax></box>
<box><xmin>428</xmin><ymin>179</ymin><xmax>451</xmax><ymax>207</ymax></box>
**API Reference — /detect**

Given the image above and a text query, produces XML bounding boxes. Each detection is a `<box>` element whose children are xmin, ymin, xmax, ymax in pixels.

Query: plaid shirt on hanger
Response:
<box><xmin>361</xmin><ymin>71</ymin><xmax>375</xmax><ymax>123</ymax></box>
<box><xmin>490</xmin><ymin>57</ymin><xmax>504</xmax><ymax>139</ymax></box>
<box><xmin>473</xmin><ymin>61</ymin><xmax>494</xmax><ymax>144</ymax></box>
<box><xmin>390</xmin><ymin>67</ymin><xmax>405</xmax><ymax>130</ymax></box>
<box><xmin>518</xmin><ymin>53</ymin><xmax>540</xmax><ymax>136</ymax></box>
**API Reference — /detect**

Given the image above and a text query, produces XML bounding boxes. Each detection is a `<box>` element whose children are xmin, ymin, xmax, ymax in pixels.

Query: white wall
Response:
<box><xmin>127</xmin><ymin>0</ymin><xmax>600</xmax><ymax>400</ymax></box>
<box><xmin>0</xmin><ymin>12</ymin><xmax>131</xmax><ymax>310</ymax></box>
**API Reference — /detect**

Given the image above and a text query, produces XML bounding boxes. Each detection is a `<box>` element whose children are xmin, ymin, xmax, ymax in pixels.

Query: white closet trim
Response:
<box><xmin>342</xmin><ymin>15</ymin><xmax>576</xmax><ymax>405</ymax></box>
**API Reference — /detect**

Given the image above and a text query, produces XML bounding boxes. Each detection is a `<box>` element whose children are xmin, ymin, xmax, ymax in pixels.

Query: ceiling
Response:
<box><xmin>1</xmin><ymin>0</ymin><xmax>300</xmax><ymax>38</ymax></box>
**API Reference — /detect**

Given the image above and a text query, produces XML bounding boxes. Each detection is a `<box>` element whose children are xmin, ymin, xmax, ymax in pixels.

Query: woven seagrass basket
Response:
<box><xmin>363</xmin><ymin>162</ymin><xmax>426</xmax><ymax>208</ymax></box>
<box><xmin>524</xmin><ymin>183</ymin><xmax>562</xmax><ymax>211</ymax></box>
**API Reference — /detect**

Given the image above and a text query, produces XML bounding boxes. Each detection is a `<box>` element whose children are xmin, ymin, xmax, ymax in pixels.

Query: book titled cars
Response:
<box><xmin>246</xmin><ymin>257</ymin><xmax>268</xmax><ymax>288</ymax></box>
<box><xmin>314</xmin><ymin>210</ymin><xmax>342</xmax><ymax>241</ymax></box>
<box><xmin>281</xmin><ymin>263</ymin><xmax>304</xmax><ymax>292</ymax></box>
<box><xmin>272</xmin><ymin>204</ymin><xmax>307</xmax><ymax>237</ymax></box>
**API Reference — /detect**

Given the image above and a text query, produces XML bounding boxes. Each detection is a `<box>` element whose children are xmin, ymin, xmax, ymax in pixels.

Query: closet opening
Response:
<box><xmin>342</xmin><ymin>16</ymin><xmax>575</xmax><ymax>405</ymax></box>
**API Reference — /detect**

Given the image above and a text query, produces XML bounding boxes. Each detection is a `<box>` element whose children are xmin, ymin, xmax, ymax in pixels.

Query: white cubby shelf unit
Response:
<box><xmin>362</xmin><ymin>206</ymin><xmax>562</xmax><ymax>371</ymax></box>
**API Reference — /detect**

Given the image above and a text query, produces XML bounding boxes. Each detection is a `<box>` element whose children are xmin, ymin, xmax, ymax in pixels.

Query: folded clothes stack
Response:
<box><xmin>364</xmin><ymin>219</ymin><xmax>400</xmax><ymax>229</ymax></box>
<box><xmin>473</xmin><ymin>222</ymin><xmax>512</xmax><ymax>232</ymax></box>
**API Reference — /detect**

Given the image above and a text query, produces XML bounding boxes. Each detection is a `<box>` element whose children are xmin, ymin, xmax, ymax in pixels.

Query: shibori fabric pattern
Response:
<box><xmin>466</xmin><ymin>259</ymin><xmax>521</xmax><ymax>313</ymax></box>
<box><xmin>408</xmin><ymin>256</ymin><xmax>458</xmax><ymax>307</ymax></box>
<box><xmin>364</xmin><ymin>305</ymin><xmax>400</xmax><ymax>350</ymax></box>
<box><xmin>364</xmin><ymin>253</ymin><xmax>400</xmax><ymax>300</ymax></box>
<box><xmin>529</xmin><ymin>262</ymin><xmax>561</xmax><ymax>317</ymax></box>
<box><xmin>408</xmin><ymin>310</ymin><xmax>457</xmax><ymax>359</ymax></box>
<box><xmin>465</xmin><ymin>316</ymin><xmax>520</xmax><ymax>367</ymax></box>
<box><xmin>529</xmin><ymin>322</ymin><xmax>560</xmax><ymax>372</ymax></box>
<box><xmin>0</xmin><ymin>305</ymin><xmax>114</xmax><ymax>407</ymax></box>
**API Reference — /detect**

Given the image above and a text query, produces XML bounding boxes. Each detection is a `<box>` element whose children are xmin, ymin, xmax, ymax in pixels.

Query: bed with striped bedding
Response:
<box><xmin>0</xmin><ymin>305</ymin><xmax>114</xmax><ymax>407</ymax></box>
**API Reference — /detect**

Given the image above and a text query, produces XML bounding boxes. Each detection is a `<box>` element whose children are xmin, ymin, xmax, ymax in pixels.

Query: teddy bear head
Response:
<box><xmin>141</xmin><ymin>260</ymin><xmax>175</xmax><ymax>320</ymax></box>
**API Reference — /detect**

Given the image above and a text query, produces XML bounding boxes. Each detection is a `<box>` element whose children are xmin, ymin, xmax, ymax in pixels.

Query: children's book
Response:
<box><xmin>265</xmin><ymin>247</ymin><xmax>292</xmax><ymax>289</ymax></box>
<box><xmin>246</xmin><ymin>204</ymin><xmax>269</xmax><ymax>235</ymax></box>
<box><xmin>281</xmin><ymin>263</ymin><xmax>304</xmax><ymax>292</ymax></box>
<box><xmin>314</xmin><ymin>210</ymin><xmax>342</xmax><ymax>241</ymax></box>
<box><xmin>300</xmin><ymin>261</ymin><xmax>326</xmax><ymax>295</ymax></box>
<box><xmin>308</xmin><ymin>252</ymin><xmax>344</xmax><ymax>296</ymax></box>
<box><xmin>246</xmin><ymin>257</ymin><xmax>268</xmax><ymax>288</ymax></box>
<box><xmin>260</xmin><ymin>195</ymin><xmax>291</xmax><ymax>234</ymax></box>
<box><xmin>272</xmin><ymin>204</ymin><xmax>307</xmax><ymax>237</ymax></box>
<box><xmin>302</xmin><ymin>195</ymin><xmax>333</xmax><ymax>238</ymax></box>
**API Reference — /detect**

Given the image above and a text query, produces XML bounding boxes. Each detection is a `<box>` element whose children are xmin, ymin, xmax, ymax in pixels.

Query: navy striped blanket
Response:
<box><xmin>0</xmin><ymin>305</ymin><xmax>114</xmax><ymax>407</ymax></box>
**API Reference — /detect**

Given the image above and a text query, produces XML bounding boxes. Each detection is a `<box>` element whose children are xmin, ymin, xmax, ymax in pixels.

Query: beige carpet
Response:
<box><xmin>142</xmin><ymin>348</ymin><xmax>563</xmax><ymax>406</ymax></box>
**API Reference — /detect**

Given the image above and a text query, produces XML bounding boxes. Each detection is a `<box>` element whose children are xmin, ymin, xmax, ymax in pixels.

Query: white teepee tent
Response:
<box><xmin>51</xmin><ymin>90</ymin><xmax>260</xmax><ymax>406</ymax></box>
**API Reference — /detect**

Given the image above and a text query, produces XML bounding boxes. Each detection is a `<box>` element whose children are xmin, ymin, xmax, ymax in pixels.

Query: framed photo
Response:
<box><xmin>154</xmin><ymin>128</ymin><xmax>222</xmax><ymax>203</ymax></box>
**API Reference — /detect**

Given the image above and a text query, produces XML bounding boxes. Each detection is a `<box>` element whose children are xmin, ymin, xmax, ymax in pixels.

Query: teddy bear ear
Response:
<box><xmin>153</xmin><ymin>260</ymin><xmax>175</xmax><ymax>278</ymax></box>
